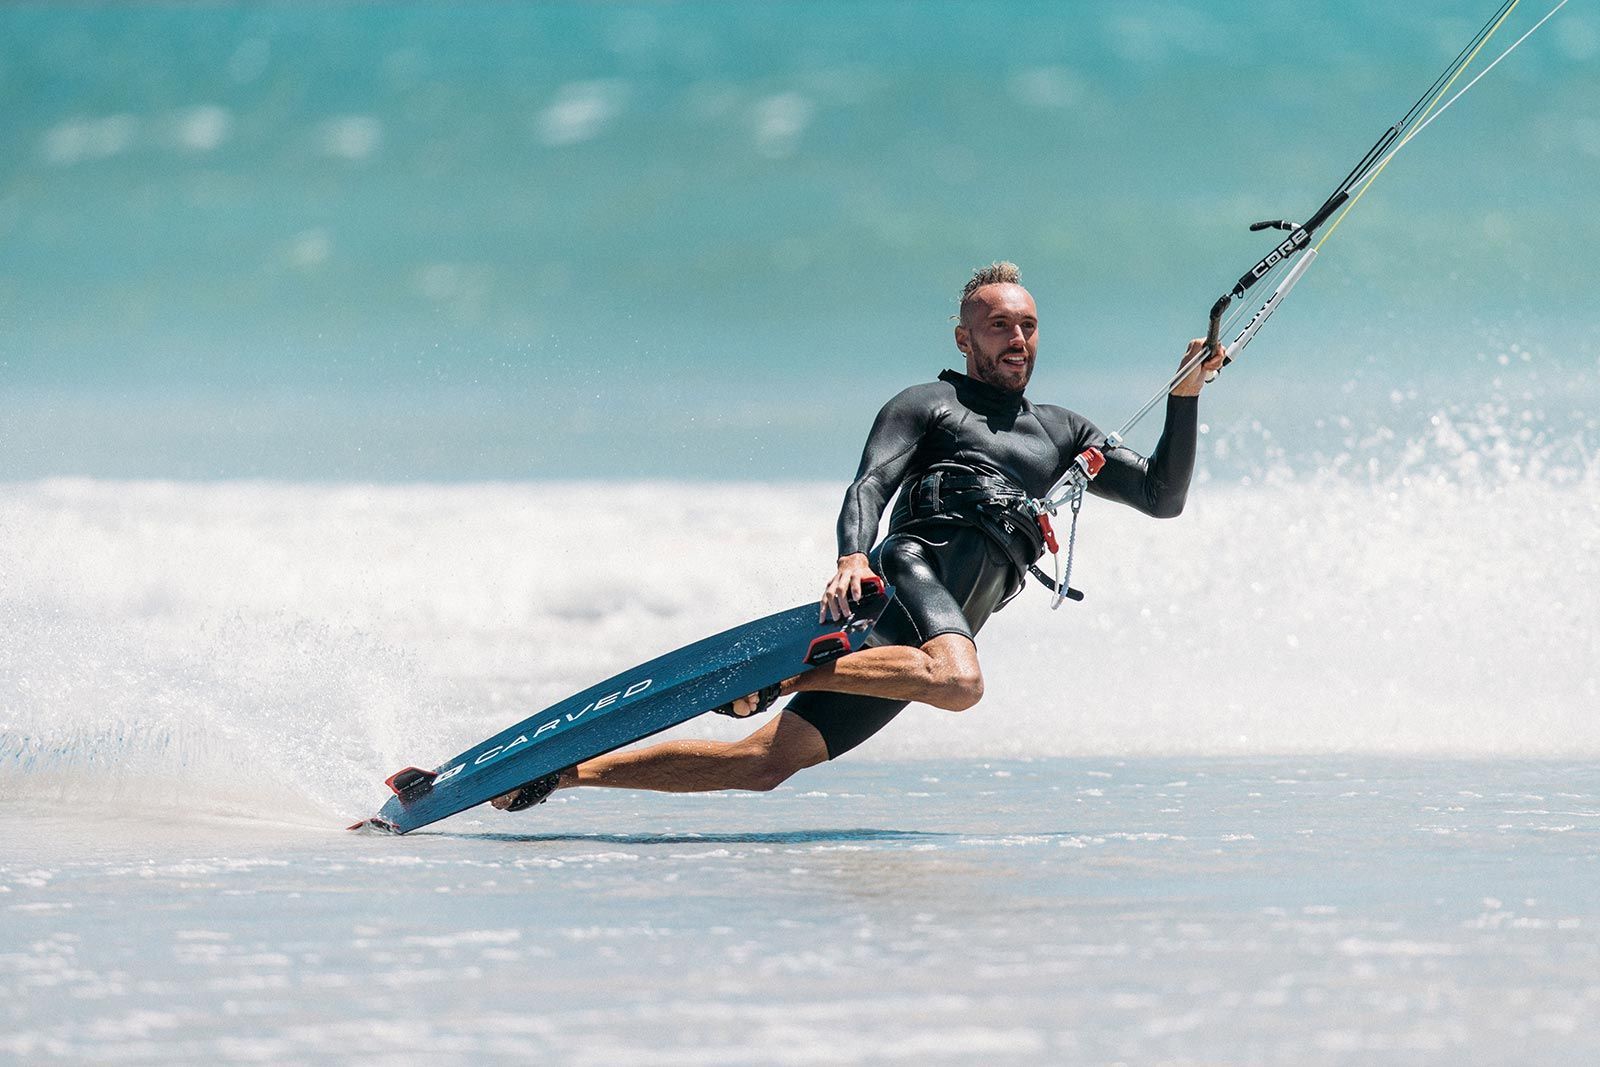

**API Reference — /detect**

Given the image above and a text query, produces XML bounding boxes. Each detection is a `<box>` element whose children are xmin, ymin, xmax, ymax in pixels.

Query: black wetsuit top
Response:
<box><xmin>790</xmin><ymin>368</ymin><xmax>1199</xmax><ymax>758</ymax></box>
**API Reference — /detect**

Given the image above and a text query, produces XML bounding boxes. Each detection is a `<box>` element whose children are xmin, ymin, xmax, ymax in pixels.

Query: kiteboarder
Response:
<box><xmin>493</xmin><ymin>262</ymin><xmax>1225</xmax><ymax>812</ymax></box>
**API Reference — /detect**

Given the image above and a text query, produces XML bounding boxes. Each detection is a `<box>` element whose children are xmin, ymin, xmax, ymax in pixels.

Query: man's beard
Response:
<box><xmin>972</xmin><ymin>342</ymin><xmax>1032</xmax><ymax>391</ymax></box>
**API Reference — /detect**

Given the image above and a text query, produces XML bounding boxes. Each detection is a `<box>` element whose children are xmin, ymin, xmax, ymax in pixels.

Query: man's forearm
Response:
<box><xmin>1093</xmin><ymin>394</ymin><xmax>1198</xmax><ymax>518</ymax></box>
<box><xmin>1143</xmin><ymin>393</ymin><xmax>1199</xmax><ymax>515</ymax></box>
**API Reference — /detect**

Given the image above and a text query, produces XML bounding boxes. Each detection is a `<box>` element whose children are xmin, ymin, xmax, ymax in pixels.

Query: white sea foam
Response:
<box><xmin>317</xmin><ymin>115</ymin><xmax>382</xmax><ymax>160</ymax></box>
<box><xmin>172</xmin><ymin>104</ymin><xmax>231</xmax><ymax>152</ymax></box>
<box><xmin>2</xmin><ymin>455</ymin><xmax>1596</xmax><ymax>822</ymax></box>
<box><xmin>751</xmin><ymin>92</ymin><xmax>814</xmax><ymax>159</ymax></box>
<box><xmin>39</xmin><ymin>114</ymin><xmax>139</xmax><ymax>166</ymax></box>
<box><xmin>536</xmin><ymin>80</ymin><xmax>629</xmax><ymax>146</ymax></box>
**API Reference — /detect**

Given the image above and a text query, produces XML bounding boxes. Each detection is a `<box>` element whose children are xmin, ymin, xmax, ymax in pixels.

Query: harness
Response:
<box><xmin>903</xmin><ymin>447</ymin><xmax>1106</xmax><ymax>608</ymax></box>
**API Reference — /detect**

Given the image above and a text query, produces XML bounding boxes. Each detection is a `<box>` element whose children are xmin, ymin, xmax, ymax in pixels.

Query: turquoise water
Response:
<box><xmin>5</xmin><ymin>758</ymin><xmax>1599</xmax><ymax>1064</ymax></box>
<box><xmin>6</xmin><ymin>10</ymin><xmax>1597</xmax><ymax>1060</ymax></box>
<box><xmin>3</xmin><ymin>1</ymin><xmax>1595</xmax><ymax>478</ymax></box>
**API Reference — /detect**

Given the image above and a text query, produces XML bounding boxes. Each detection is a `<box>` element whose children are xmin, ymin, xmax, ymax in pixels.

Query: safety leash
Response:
<box><xmin>1024</xmin><ymin>446</ymin><xmax>1105</xmax><ymax>609</ymax></box>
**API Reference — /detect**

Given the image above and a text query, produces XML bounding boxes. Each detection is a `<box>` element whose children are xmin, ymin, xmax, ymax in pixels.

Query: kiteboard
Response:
<box><xmin>351</xmin><ymin>577</ymin><xmax>893</xmax><ymax>834</ymax></box>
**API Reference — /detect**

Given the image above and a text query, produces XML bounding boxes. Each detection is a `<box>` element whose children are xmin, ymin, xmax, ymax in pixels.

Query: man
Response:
<box><xmin>493</xmin><ymin>262</ymin><xmax>1222</xmax><ymax>811</ymax></box>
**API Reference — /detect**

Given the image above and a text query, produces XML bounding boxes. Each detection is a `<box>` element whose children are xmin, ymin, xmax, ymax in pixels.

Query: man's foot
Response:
<box><xmin>713</xmin><ymin>682</ymin><xmax>784</xmax><ymax>719</ymax></box>
<box><xmin>490</xmin><ymin>770</ymin><xmax>563</xmax><ymax>812</ymax></box>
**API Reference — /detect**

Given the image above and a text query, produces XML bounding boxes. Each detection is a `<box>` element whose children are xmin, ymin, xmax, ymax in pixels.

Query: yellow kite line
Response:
<box><xmin>1315</xmin><ymin>0</ymin><xmax>1572</xmax><ymax>251</ymax></box>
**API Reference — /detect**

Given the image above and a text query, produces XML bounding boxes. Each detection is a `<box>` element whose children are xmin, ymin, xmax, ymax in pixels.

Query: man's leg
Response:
<box><xmin>490</xmin><ymin>709</ymin><xmax>829</xmax><ymax>807</ymax></box>
<box><xmin>492</xmin><ymin>634</ymin><xmax>981</xmax><ymax>808</ymax></box>
<box><xmin>707</xmin><ymin>632</ymin><xmax>981</xmax><ymax>722</ymax></box>
<box><xmin>784</xmin><ymin>632</ymin><xmax>982</xmax><ymax>711</ymax></box>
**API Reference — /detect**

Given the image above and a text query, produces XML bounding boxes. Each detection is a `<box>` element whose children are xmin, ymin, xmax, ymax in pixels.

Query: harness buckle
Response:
<box><xmin>911</xmin><ymin>471</ymin><xmax>944</xmax><ymax>517</ymax></box>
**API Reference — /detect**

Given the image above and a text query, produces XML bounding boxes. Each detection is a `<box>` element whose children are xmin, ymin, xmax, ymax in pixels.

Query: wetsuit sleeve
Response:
<box><xmin>1087</xmin><ymin>394</ymin><xmax>1198</xmax><ymax>518</ymax></box>
<box><xmin>836</xmin><ymin>388</ymin><xmax>933</xmax><ymax>556</ymax></box>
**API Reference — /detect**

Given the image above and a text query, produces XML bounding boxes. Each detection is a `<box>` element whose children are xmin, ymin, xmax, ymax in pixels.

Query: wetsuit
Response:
<box><xmin>789</xmin><ymin>368</ymin><xmax>1198</xmax><ymax>757</ymax></box>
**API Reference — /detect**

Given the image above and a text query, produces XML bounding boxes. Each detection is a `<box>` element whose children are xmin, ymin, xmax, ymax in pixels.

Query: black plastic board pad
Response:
<box><xmin>360</xmin><ymin>582</ymin><xmax>894</xmax><ymax>834</ymax></box>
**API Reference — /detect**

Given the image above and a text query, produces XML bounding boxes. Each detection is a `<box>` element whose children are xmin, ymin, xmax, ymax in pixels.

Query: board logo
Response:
<box><xmin>1249</xmin><ymin>228</ymin><xmax>1309</xmax><ymax>281</ymax></box>
<box><xmin>433</xmin><ymin>677</ymin><xmax>654</xmax><ymax>786</ymax></box>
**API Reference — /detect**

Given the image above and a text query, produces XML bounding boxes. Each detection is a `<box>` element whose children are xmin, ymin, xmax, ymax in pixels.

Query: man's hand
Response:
<box><xmin>821</xmin><ymin>553</ymin><xmax>878</xmax><ymax>622</ymax></box>
<box><xmin>1170</xmin><ymin>337</ymin><xmax>1228</xmax><ymax>397</ymax></box>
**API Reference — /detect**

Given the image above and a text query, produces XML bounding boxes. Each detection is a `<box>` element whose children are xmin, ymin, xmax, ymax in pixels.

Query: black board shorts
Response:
<box><xmin>788</xmin><ymin>522</ymin><xmax>1015</xmax><ymax>759</ymax></box>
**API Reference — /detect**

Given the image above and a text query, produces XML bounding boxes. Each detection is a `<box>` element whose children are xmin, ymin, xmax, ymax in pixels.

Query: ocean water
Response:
<box><xmin>3</xmin><ymin>462</ymin><xmax>1598</xmax><ymax>1063</ymax></box>
<box><xmin>3</xmin><ymin>0</ymin><xmax>1597</xmax><ymax>479</ymax></box>
<box><xmin>4</xmin><ymin>453</ymin><xmax>1597</xmax><ymax>819</ymax></box>
<box><xmin>5</xmin><ymin>760</ymin><xmax>1599</xmax><ymax>1065</ymax></box>
<box><xmin>5</xmin><ymin>2</ymin><xmax>1599</xmax><ymax>1063</ymax></box>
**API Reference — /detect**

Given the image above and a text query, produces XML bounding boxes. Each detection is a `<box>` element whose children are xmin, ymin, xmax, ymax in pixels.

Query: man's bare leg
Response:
<box><xmin>490</xmin><ymin>634</ymin><xmax>979</xmax><ymax>809</ymax></box>
<box><xmin>490</xmin><ymin>711</ymin><xmax>829</xmax><ymax>807</ymax></box>
<box><xmin>783</xmin><ymin>632</ymin><xmax>983</xmax><ymax>710</ymax></box>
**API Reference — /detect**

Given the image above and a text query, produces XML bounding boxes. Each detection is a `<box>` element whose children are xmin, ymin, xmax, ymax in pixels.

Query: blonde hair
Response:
<box><xmin>959</xmin><ymin>261</ymin><xmax>1022</xmax><ymax>322</ymax></box>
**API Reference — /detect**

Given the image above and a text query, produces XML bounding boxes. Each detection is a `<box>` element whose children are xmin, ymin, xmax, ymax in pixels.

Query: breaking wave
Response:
<box><xmin>2</xmin><ymin>407</ymin><xmax>1596</xmax><ymax>824</ymax></box>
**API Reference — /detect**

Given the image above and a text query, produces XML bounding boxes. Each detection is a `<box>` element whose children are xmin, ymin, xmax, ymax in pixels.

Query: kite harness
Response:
<box><xmin>1025</xmin><ymin>0</ymin><xmax>1567</xmax><ymax>611</ymax></box>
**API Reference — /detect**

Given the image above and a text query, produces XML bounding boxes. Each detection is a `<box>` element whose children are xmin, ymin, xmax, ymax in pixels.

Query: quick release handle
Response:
<box><xmin>1075</xmin><ymin>445</ymin><xmax>1106</xmax><ymax>479</ymax></box>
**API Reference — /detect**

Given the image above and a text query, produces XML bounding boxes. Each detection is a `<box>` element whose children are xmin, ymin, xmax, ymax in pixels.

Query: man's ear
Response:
<box><xmin>953</xmin><ymin>324</ymin><xmax>971</xmax><ymax>355</ymax></box>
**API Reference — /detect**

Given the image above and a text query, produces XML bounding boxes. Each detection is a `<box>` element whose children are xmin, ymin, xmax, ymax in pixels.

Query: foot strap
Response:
<box><xmin>504</xmin><ymin>771</ymin><xmax>563</xmax><ymax>812</ymax></box>
<box><xmin>713</xmin><ymin>682</ymin><xmax>783</xmax><ymax>719</ymax></box>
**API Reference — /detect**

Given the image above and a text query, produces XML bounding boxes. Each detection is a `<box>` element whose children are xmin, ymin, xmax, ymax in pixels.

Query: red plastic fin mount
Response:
<box><xmin>385</xmin><ymin>766</ymin><xmax>438</xmax><ymax>799</ymax></box>
<box><xmin>805</xmin><ymin>632</ymin><xmax>852</xmax><ymax>666</ymax></box>
<box><xmin>857</xmin><ymin>576</ymin><xmax>886</xmax><ymax>601</ymax></box>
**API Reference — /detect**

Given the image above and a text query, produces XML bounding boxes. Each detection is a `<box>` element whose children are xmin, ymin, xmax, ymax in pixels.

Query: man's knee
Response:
<box><xmin>924</xmin><ymin>635</ymin><xmax>983</xmax><ymax>711</ymax></box>
<box><xmin>939</xmin><ymin>661</ymin><xmax>984</xmax><ymax>711</ymax></box>
<box><xmin>728</xmin><ymin>714</ymin><xmax>827</xmax><ymax>790</ymax></box>
<box><xmin>747</xmin><ymin>751</ymin><xmax>802</xmax><ymax>791</ymax></box>
<box><xmin>726</xmin><ymin>743</ymin><xmax>807</xmax><ymax>791</ymax></box>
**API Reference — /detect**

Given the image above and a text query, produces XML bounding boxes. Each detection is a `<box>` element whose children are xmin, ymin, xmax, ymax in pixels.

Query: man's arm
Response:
<box><xmin>1089</xmin><ymin>337</ymin><xmax>1223</xmax><ymax>518</ymax></box>
<box><xmin>821</xmin><ymin>387</ymin><xmax>932</xmax><ymax>620</ymax></box>
<box><xmin>1090</xmin><ymin>395</ymin><xmax>1198</xmax><ymax>518</ymax></box>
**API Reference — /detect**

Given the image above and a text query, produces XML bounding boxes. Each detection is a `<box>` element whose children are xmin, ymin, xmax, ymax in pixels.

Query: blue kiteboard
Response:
<box><xmin>351</xmin><ymin>578</ymin><xmax>893</xmax><ymax>834</ymax></box>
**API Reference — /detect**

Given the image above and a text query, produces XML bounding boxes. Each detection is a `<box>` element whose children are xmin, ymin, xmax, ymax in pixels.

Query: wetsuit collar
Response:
<box><xmin>938</xmin><ymin>369</ymin><xmax>1026</xmax><ymax>417</ymax></box>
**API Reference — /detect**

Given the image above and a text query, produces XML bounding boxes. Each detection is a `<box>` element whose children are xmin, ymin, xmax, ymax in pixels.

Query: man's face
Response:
<box><xmin>955</xmin><ymin>283</ymin><xmax>1038</xmax><ymax>393</ymax></box>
